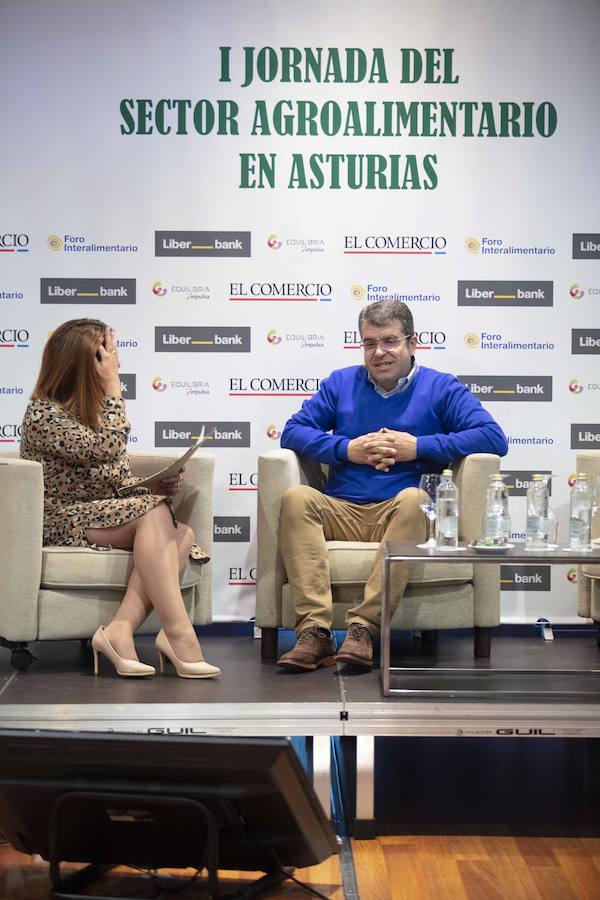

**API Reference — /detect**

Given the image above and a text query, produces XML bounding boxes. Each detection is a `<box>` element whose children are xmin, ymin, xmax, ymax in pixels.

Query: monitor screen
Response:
<box><xmin>0</xmin><ymin>730</ymin><xmax>338</xmax><ymax>873</ymax></box>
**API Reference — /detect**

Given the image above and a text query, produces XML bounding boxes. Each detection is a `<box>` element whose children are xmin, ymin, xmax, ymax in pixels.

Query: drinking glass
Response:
<box><xmin>417</xmin><ymin>473</ymin><xmax>440</xmax><ymax>548</ymax></box>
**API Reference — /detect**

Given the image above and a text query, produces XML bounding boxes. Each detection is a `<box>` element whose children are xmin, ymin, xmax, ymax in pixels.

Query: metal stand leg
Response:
<box><xmin>312</xmin><ymin>735</ymin><xmax>331</xmax><ymax>819</ymax></box>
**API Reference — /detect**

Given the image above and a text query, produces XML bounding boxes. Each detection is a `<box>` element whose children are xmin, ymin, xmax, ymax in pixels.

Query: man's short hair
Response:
<box><xmin>358</xmin><ymin>300</ymin><xmax>414</xmax><ymax>337</ymax></box>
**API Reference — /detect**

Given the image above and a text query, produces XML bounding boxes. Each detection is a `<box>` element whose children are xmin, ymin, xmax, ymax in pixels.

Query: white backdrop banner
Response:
<box><xmin>1</xmin><ymin>0</ymin><xmax>599</xmax><ymax>623</ymax></box>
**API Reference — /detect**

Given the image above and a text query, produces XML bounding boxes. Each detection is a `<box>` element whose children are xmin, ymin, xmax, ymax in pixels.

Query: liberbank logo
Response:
<box><xmin>155</xmin><ymin>327</ymin><xmax>250</xmax><ymax>352</ymax></box>
<box><xmin>501</xmin><ymin>566</ymin><xmax>551</xmax><ymax>591</ymax></box>
<box><xmin>119</xmin><ymin>374</ymin><xmax>136</xmax><ymax>399</ymax></box>
<box><xmin>572</xmin><ymin>233</ymin><xmax>600</xmax><ymax>260</ymax></box>
<box><xmin>572</xmin><ymin>329</ymin><xmax>600</xmax><ymax>354</ymax></box>
<box><xmin>155</xmin><ymin>231</ymin><xmax>251</xmax><ymax>257</ymax></box>
<box><xmin>457</xmin><ymin>281</ymin><xmax>552</xmax><ymax>307</ymax></box>
<box><xmin>344</xmin><ymin>234</ymin><xmax>446</xmax><ymax>255</ymax></box>
<box><xmin>500</xmin><ymin>470</ymin><xmax>553</xmax><ymax>497</ymax></box>
<box><xmin>40</xmin><ymin>278</ymin><xmax>136</xmax><ymax>304</ymax></box>
<box><xmin>213</xmin><ymin>516</ymin><xmax>251</xmax><ymax>542</ymax></box>
<box><xmin>458</xmin><ymin>375</ymin><xmax>552</xmax><ymax>401</ymax></box>
<box><xmin>571</xmin><ymin>424</ymin><xmax>600</xmax><ymax>448</ymax></box>
<box><xmin>155</xmin><ymin>422</ymin><xmax>251</xmax><ymax>448</ymax></box>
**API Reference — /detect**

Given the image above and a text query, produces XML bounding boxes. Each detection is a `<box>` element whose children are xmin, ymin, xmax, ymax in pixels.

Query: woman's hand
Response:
<box><xmin>95</xmin><ymin>327</ymin><xmax>122</xmax><ymax>398</ymax></box>
<box><xmin>157</xmin><ymin>469</ymin><xmax>184</xmax><ymax>497</ymax></box>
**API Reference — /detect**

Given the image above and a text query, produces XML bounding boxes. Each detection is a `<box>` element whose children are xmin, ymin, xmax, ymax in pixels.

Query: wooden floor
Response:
<box><xmin>1</xmin><ymin>836</ymin><xmax>600</xmax><ymax>899</ymax></box>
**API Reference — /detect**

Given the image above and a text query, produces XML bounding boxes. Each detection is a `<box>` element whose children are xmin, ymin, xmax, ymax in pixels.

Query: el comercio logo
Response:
<box><xmin>0</xmin><ymin>233</ymin><xmax>29</xmax><ymax>253</ymax></box>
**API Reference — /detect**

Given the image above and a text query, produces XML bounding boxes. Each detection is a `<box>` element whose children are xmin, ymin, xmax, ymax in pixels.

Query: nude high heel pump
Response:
<box><xmin>91</xmin><ymin>626</ymin><xmax>155</xmax><ymax>677</ymax></box>
<box><xmin>155</xmin><ymin>629</ymin><xmax>221</xmax><ymax>679</ymax></box>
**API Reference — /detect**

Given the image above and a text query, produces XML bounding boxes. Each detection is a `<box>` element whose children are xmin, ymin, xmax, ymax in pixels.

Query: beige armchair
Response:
<box><xmin>256</xmin><ymin>450</ymin><xmax>501</xmax><ymax>660</ymax></box>
<box><xmin>0</xmin><ymin>451</ymin><xmax>215</xmax><ymax>670</ymax></box>
<box><xmin>575</xmin><ymin>451</ymin><xmax>600</xmax><ymax>644</ymax></box>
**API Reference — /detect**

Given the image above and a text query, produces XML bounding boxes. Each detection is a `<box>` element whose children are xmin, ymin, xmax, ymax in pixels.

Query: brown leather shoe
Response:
<box><xmin>335</xmin><ymin>623</ymin><xmax>373</xmax><ymax>668</ymax></box>
<box><xmin>277</xmin><ymin>626</ymin><xmax>336</xmax><ymax>671</ymax></box>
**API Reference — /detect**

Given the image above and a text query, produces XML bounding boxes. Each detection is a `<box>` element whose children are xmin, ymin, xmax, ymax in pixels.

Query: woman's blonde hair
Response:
<box><xmin>32</xmin><ymin>319</ymin><xmax>108</xmax><ymax>426</ymax></box>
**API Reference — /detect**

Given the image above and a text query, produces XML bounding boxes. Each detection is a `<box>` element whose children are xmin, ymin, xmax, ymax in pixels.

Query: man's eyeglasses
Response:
<box><xmin>360</xmin><ymin>334</ymin><xmax>413</xmax><ymax>353</ymax></box>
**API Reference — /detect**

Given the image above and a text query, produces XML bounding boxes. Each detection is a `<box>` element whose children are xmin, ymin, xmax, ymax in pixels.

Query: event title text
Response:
<box><xmin>119</xmin><ymin>46</ymin><xmax>558</xmax><ymax>190</ymax></box>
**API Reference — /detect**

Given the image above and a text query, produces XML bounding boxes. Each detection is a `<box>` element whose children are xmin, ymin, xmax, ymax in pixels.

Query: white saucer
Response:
<box><xmin>470</xmin><ymin>543</ymin><xmax>514</xmax><ymax>554</ymax></box>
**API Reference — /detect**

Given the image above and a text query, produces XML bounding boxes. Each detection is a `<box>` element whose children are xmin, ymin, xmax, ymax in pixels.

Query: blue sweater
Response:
<box><xmin>280</xmin><ymin>365</ymin><xmax>508</xmax><ymax>503</ymax></box>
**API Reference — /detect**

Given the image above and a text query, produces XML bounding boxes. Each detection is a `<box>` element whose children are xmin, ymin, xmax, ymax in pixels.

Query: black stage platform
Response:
<box><xmin>1</xmin><ymin>629</ymin><xmax>599</xmax><ymax>835</ymax></box>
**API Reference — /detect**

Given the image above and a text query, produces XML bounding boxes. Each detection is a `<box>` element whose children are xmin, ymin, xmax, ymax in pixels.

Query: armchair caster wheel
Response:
<box><xmin>11</xmin><ymin>647</ymin><xmax>36</xmax><ymax>672</ymax></box>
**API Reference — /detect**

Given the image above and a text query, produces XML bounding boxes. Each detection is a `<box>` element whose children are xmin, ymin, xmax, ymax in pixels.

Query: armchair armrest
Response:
<box><xmin>129</xmin><ymin>451</ymin><xmax>215</xmax><ymax>555</ymax></box>
<box><xmin>0</xmin><ymin>458</ymin><xmax>44</xmax><ymax>640</ymax></box>
<box><xmin>575</xmin><ymin>451</ymin><xmax>600</xmax><ymax>618</ymax></box>
<box><xmin>455</xmin><ymin>453</ymin><xmax>502</xmax><ymax>627</ymax></box>
<box><xmin>256</xmin><ymin>450</ymin><xmax>308</xmax><ymax>628</ymax></box>
<box><xmin>455</xmin><ymin>453</ymin><xmax>501</xmax><ymax>542</ymax></box>
<box><xmin>130</xmin><ymin>451</ymin><xmax>215</xmax><ymax>624</ymax></box>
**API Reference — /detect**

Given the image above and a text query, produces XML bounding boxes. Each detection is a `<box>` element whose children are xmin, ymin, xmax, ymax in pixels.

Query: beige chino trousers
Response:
<box><xmin>279</xmin><ymin>485</ymin><xmax>426</xmax><ymax>636</ymax></box>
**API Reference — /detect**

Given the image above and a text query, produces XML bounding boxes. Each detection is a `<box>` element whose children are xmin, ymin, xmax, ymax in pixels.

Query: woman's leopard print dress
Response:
<box><xmin>19</xmin><ymin>396</ymin><xmax>208</xmax><ymax>562</ymax></box>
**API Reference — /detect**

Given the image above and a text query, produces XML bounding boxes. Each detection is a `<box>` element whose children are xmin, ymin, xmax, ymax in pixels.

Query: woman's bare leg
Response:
<box><xmin>86</xmin><ymin>504</ymin><xmax>201</xmax><ymax>661</ymax></box>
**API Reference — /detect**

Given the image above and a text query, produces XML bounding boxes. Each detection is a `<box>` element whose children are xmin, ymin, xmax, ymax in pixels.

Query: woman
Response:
<box><xmin>20</xmin><ymin>318</ymin><xmax>220</xmax><ymax>679</ymax></box>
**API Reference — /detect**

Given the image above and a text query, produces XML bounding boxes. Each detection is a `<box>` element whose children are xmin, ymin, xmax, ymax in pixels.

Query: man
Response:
<box><xmin>276</xmin><ymin>299</ymin><xmax>508</xmax><ymax>671</ymax></box>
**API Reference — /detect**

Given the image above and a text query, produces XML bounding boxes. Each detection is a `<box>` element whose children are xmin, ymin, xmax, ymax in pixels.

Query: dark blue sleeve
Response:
<box><xmin>280</xmin><ymin>372</ymin><xmax>350</xmax><ymax>464</ymax></box>
<box><xmin>416</xmin><ymin>375</ymin><xmax>508</xmax><ymax>461</ymax></box>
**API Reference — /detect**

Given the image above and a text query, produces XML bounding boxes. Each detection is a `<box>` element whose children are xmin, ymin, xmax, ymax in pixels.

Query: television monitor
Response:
<box><xmin>0</xmin><ymin>729</ymin><xmax>338</xmax><ymax>894</ymax></box>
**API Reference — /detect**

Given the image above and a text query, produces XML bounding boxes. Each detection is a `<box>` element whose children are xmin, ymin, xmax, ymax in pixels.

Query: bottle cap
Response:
<box><xmin>442</xmin><ymin>469</ymin><xmax>453</xmax><ymax>476</ymax></box>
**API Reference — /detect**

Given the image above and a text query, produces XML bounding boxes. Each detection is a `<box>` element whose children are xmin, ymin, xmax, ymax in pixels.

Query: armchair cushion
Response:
<box><xmin>326</xmin><ymin>541</ymin><xmax>472</xmax><ymax>586</ymax></box>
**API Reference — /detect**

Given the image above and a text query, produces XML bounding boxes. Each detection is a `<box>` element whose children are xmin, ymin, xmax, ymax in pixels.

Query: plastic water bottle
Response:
<box><xmin>569</xmin><ymin>473</ymin><xmax>592</xmax><ymax>550</ymax></box>
<box><xmin>436</xmin><ymin>469</ymin><xmax>459</xmax><ymax>548</ymax></box>
<box><xmin>483</xmin><ymin>473</ymin><xmax>511</xmax><ymax>543</ymax></box>
<box><xmin>526</xmin><ymin>474</ymin><xmax>550</xmax><ymax>549</ymax></box>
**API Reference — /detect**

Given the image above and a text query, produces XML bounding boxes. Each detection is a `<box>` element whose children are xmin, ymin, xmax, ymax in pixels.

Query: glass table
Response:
<box><xmin>380</xmin><ymin>540</ymin><xmax>600</xmax><ymax>698</ymax></box>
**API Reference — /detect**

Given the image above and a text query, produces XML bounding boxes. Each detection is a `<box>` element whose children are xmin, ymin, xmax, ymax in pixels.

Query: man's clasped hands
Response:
<box><xmin>347</xmin><ymin>427</ymin><xmax>418</xmax><ymax>471</ymax></box>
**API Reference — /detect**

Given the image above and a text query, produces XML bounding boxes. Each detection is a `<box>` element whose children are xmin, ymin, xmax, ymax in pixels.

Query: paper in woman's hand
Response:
<box><xmin>118</xmin><ymin>425</ymin><xmax>207</xmax><ymax>495</ymax></box>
